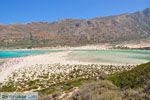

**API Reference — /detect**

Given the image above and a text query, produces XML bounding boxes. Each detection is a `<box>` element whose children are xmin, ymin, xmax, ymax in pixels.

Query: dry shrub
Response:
<box><xmin>69</xmin><ymin>80</ymin><xmax>121</xmax><ymax>100</ymax></box>
<box><xmin>122</xmin><ymin>88</ymin><xmax>150</xmax><ymax>100</ymax></box>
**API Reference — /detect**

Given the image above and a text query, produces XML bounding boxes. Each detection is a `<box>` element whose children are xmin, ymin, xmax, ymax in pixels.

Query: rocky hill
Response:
<box><xmin>0</xmin><ymin>8</ymin><xmax>150</xmax><ymax>48</ymax></box>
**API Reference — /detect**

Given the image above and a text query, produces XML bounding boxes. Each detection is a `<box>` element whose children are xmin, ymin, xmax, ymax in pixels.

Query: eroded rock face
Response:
<box><xmin>0</xmin><ymin>8</ymin><xmax>150</xmax><ymax>48</ymax></box>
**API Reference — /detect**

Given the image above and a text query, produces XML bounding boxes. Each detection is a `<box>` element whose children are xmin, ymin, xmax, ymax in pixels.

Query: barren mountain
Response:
<box><xmin>0</xmin><ymin>8</ymin><xmax>150</xmax><ymax>48</ymax></box>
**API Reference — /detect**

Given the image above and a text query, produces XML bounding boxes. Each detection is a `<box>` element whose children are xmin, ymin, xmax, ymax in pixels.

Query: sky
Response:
<box><xmin>0</xmin><ymin>0</ymin><xmax>150</xmax><ymax>24</ymax></box>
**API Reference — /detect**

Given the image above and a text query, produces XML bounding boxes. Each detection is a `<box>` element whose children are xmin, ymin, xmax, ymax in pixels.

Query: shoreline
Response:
<box><xmin>0</xmin><ymin>51</ymin><xmax>139</xmax><ymax>83</ymax></box>
<box><xmin>0</xmin><ymin>42</ymin><xmax>150</xmax><ymax>51</ymax></box>
<box><xmin>0</xmin><ymin>49</ymin><xmax>149</xmax><ymax>83</ymax></box>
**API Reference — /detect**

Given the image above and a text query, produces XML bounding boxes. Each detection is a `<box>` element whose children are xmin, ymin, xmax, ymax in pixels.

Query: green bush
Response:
<box><xmin>107</xmin><ymin>62</ymin><xmax>150</xmax><ymax>89</ymax></box>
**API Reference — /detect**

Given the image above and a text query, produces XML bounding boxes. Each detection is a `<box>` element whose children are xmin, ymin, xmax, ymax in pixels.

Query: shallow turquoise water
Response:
<box><xmin>0</xmin><ymin>50</ymin><xmax>62</xmax><ymax>58</ymax></box>
<box><xmin>68</xmin><ymin>50</ymin><xmax>150</xmax><ymax>64</ymax></box>
<box><xmin>0</xmin><ymin>49</ymin><xmax>149</xmax><ymax>64</ymax></box>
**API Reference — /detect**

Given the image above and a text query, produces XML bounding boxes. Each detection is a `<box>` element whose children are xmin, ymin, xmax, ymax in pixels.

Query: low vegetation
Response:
<box><xmin>107</xmin><ymin>62</ymin><xmax>150</xmax><ymax>89</ymax></box>
<box><xmin>1</xmin><ymin>62</ymin><xmax>150</xmax><ymax>100</ymax></box>
<box><xmin>1</xmin><ymin>64</ymin><xmax>133</xmax><ymax>93</ymax></box>
<box><xmin>46</xmin><ymin>62</ymin><xmax>150</xmax><ymax>100</ymax></box>
<box><xmin>107</xmin><ymin>62</ymin><xmax>150</xmax><ymax>100</ymax></box>
<box><xmin>69</xmin><ymin>80</ymin><xmax>122</xmax><ymax>100</ymax></box>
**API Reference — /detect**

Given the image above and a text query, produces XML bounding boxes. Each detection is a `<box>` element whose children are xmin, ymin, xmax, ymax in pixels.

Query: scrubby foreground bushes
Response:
<box><xmin>69</xmin><ymin>80</ymin><xmax>121</xmax><ymax>100</ymax></box>
<box><xmin>68</xmin><ymin>62</ymin><xmax>150</xmax><ymax>100</ymax></box>
<box><xmin>107</xmin><ymin>62</ymin><xmax>150</xmax><ymax>100</ymax></box>
<box><xmin>107</xmin><ymin>62</ymin><xmax>150</xmax><ymax>89</ymax></box>
<box><xmin>2</xmin><ymin>62</ymin><xmax>149</xmax><ymax>100</ymax></box>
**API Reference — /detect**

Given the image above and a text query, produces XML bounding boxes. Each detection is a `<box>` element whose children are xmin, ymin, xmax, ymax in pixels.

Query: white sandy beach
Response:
<box><xmin>0</xmin><ymin>47</ymin><xmax>149</xmax><ymax>83</ymax></box>
<box><xmin>0</xmin><ymin>51</ymin><xmax>102</xmax><ymax>83</ymax></box>
<box><xmin>0</xmin><ymin>50</ymin><xmax>136</xmax><ymax>83</ymax></box>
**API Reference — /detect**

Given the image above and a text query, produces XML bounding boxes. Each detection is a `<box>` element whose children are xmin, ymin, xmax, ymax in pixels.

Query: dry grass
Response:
<box><xmin>69</xmin><ymin>80</ymin><xmax>121</xmax><ymax>100</ymax></box>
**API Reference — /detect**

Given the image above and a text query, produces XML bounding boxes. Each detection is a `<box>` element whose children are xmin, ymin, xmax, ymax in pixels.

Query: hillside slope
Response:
<box><xmin>0</xmin><ymin>8</ymin><xmax>150</xmax><ymax>48</ymax></box>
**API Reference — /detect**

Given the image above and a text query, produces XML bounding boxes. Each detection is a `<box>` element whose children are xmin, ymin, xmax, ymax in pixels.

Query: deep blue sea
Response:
<box><xmin>0</xmin><ymin>50</ymin><xmax>62</xmax><ymax>58</ymax></box>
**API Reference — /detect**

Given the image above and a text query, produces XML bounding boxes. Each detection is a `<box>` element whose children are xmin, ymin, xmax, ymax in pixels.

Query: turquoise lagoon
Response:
<box><xmin>0</xmin><ymin>49</ymin><xmax>149</xmax><ymax>64</ymax></box>
<box><xmin>0</xmin><ymin>50</ymin><xmax>62</xmax><ymax>58</ymax></box>
<box><xmin>68</xmin><ymin>50</ymin><xmax>150</xmax><ymax>64</ymax></box>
